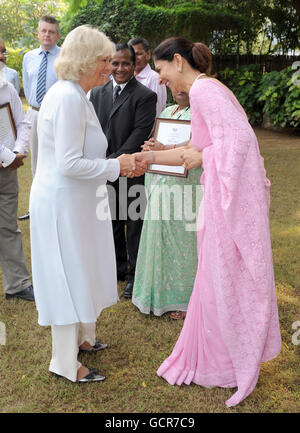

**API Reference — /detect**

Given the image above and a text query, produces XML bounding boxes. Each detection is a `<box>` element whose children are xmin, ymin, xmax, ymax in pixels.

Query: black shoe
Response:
<box><xmin>18</xmin><ymin>212</ymin><xmax>30</xmax><ymax>221</ymax></box>
<box><xmin>79</xmin><ymin>341</ymin><xmax>108</xmax><ymax>353</ymax></box>
<box><xmin>123</xmin><ymin>282</ymin><xmax>133</xmax><ymax>299</ymax></box>
<box><xmin>5</xmin><ymin>285</ymin><xmax>34</xmax><ymax>301</ymax></box>
<box><xmin>78</xmin><ymin>368</ymin><xmax>105</xmax><ymax>383</ymax></box>
<box><xmin>52</xmin><ymin>368</ymin><xmax>105</xmax><ymax>383</ymax></box>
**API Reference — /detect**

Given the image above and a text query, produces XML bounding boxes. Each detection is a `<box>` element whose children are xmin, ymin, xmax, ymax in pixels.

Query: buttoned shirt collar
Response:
<box><xmin>112</xmin><ymin>77</ymin><xmax>131</xmax><ymax>93</ymax></box>
<box><xmin>37</xmin><ymin>45</ymin><xmax>60</xmax><ymax>55</ymax></box>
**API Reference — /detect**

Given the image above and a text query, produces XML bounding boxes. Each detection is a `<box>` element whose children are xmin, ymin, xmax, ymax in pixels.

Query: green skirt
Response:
<box><xmin>132</xmin><ymin>167</ymin><xmax>203</xmax><ymax>316</ymax></box>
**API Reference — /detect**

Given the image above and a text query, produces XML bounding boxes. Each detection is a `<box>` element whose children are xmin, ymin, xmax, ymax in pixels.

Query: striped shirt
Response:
<box><xmin>0</xmin><ymin>81</ymin><xmax>30</xmax><ymax>167</ymax></box>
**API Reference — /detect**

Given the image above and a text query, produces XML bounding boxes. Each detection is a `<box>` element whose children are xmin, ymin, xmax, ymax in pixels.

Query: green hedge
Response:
<box><xmin>219</xmin><ymin>66</ymin><xmax>300</xmax><ymax>128</ymax></box>
<box><xmin>63</xmin><ymin>0</ymin><xmax>245</xmax><ymax>47</ymax></box>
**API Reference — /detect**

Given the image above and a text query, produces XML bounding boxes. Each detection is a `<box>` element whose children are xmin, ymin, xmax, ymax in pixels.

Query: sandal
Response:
<box><xmin>170</xmin><ymin>311</ymin><xmax>186</xmax><ymax>320</ymax></box>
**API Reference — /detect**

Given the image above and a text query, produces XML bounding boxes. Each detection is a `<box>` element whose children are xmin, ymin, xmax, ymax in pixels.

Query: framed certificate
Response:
<box><xmin>147</xmin><ymin>118</ymin><xmax>191</xmax><ymax>177</ymax></box>
<box><xmin>0</xmin><ymin>103</ymin><xmax>17</xmax><ymax>151</ymax></box>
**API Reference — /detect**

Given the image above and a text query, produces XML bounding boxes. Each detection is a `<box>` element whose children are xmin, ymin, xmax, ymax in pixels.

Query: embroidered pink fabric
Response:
<box><xmin>157</xmin><ymin>79</ymin><xmax>281</xmax><ymax>407</ymax></box>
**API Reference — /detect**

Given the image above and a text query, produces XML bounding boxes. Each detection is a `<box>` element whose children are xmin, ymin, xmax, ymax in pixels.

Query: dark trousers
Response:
<box><xmin>0</xmin><ymin>168</ymin><xmax>31</xmax><ymax>294</ymax></box>
<box><xmin>108</xmin><ymin>175</ymin><xmax>146</xmax><ymax>283</ymax></box>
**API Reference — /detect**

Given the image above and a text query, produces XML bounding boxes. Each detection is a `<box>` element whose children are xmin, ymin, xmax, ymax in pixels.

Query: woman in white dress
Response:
<box><xmin>29</xmin><ymin>25</ymin><xmax>145</xmax><ymax>383</ymax></box>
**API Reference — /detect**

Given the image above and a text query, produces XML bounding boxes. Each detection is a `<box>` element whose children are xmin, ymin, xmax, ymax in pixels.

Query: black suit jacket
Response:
<box><xmin>90</xmin><ymin>77</ymin><xmax>157</xmax><ymax>160</ymax></box>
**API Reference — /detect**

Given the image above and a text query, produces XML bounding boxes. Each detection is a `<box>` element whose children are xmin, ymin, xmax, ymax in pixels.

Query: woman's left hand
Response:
<box><xmin>181</xmin><ymin>145</ymin><xmax>203</xmax><ymax>170</ymax></box>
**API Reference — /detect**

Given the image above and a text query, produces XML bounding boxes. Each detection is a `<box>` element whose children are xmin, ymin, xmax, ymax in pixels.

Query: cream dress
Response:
<box><xmin>30</xmin><ymin>80</ymin><xmax>120</xmax><ymax>326</ymax></box>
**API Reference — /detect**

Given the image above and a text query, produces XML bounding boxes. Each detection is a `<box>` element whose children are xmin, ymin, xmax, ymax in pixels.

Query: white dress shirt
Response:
<box><xmin>135</xmin><ymin>63</ymin><xmax>167</xmax><ymax>117</ymax></box>
<box><xmin>2</xmin><ymin>65</ymin><xmax>21</xmax><ymax>94</ymax></box>
<box><xmin>112</xmin><ymin>77</ymin><xmax>130</xmax><ymax>98</ymax></box>
<box><xmin>22</xmin><ymin>45</ymin><xmax>60</xmax><ymax>108</ymax></box>
<box><xmin>0</xmin><ymin>80</ymin><xmax>30</xmax><ymax>167</ymax></box>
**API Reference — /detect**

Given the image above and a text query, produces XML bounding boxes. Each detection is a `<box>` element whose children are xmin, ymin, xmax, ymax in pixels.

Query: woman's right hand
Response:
<box><xmin>117</xmin><ymin>153</ymin><xmax>147</xmax><ymax>177</ymax></box>
<box><xmin>141</xmin><ymin>137</ymin><xmax>165</xmax><ymax>151</ymax></box>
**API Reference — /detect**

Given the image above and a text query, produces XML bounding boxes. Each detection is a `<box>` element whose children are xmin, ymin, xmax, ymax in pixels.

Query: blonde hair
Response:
<box><xmin>54</xmin><ymin>25</ymin><xmax>115</xmax><ymax>81</ymax></box>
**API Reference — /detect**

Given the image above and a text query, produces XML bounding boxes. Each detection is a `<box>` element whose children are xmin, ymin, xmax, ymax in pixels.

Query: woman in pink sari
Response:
<box><xmin>135</xmin><ymin>37</ymin><xmax>281</xmax><ymax>407</ymax></box>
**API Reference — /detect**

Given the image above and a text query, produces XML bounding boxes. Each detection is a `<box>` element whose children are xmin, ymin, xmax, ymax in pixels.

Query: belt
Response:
<box><xmin>31</xmin><ymin>106</ymin><xmax>40</xmax><ymax>112</ymax></box>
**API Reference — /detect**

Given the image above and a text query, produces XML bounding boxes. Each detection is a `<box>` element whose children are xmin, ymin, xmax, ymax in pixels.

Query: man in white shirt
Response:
<box><xmin>0</xmin><ymin>38</ymin><xmax>21</xmax><ymax>94</ymax></box>
<box><xmin>128</xmin><ymin>37</ymin><xmax>167</xmax><ymax>118</ymax></box>
<box><xmin>20</xmin><ymin>15</ymin><xmax>60</xmax><ymax>220</ymax></box>
<box><xmin>0</xmin><ymin>73</ymin><xmax>34</xmax><ymax>301</ymax></box>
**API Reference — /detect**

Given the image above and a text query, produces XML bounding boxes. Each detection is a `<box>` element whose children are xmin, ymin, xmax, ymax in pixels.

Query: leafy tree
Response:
<box><xmin>265</xmin><ymin>0</ymin><xmax>299</xmax><ymax>54</ymax></box>
<box><xmin>219</xmin><ymin>65</ymin><xmax>300</xmax><ymax>128</ymax></box>
<box><xmin>0</xmin><ymin>0</ymin><xmax>67</xmax><ymax>48</ymax></box>
<box><xmin>63</xmin><ymin>0</ymin><xmax>250</xmax><ymax>49</ymax></box>
<box><xmin>62</xmin><ymin>0</ymin><xmax>299</xmax><ymax>55</ymax></box>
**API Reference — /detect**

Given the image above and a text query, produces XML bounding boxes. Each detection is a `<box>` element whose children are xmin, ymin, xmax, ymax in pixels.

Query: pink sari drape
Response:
<box><xmin>157</xmin><ymin>79</ymin><xmax>281</xmax><ymax>407</ymax></box>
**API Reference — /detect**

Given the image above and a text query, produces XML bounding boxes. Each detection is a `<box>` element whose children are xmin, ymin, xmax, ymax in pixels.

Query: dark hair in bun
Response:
<box><xmin>153</xmin><ymin>37</ymin><xmax>212</xmax><ymax>75</ymax></box>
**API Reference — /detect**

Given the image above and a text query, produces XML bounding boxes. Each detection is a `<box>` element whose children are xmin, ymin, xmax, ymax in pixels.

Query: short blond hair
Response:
<box><xmin>54</xmin><ymin>25</ymin><xmax>115</xmax><ymax>81</ymax></box>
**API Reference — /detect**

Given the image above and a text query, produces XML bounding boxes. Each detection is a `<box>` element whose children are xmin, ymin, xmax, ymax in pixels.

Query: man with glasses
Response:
<box><xmin>0</xmin><ymin>38</ymin><xmax>20</xmax><ymax>94</ymax></box>
<box><xmin>19</xmin><ymin>16</ymin><xmax>60</xmax><ymax>220</ymax></box>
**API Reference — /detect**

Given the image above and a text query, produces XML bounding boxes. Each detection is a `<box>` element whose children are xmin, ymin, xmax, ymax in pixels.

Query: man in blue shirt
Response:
<box><xmin>19</xmin><ymin>15</ymin><xmax>60</xmax><ymax>220</ymax></box>
<box><xmin>0</xmin><ymin>38</ymin><xmax>21</xmax><ymax>94</ymax></box>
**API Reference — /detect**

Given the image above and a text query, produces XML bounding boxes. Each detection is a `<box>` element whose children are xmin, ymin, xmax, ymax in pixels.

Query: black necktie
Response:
<box><xmin>113</xmin><ymin>85</ymin><xmax>121</xmax><ymax>104</ymax></box>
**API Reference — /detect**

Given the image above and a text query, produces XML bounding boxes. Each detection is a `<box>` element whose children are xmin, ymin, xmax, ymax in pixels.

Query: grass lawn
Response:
<box><xmin>0</xmin><ymin>126</ymin><xmax>299</xmax><ymax>413</ymax></box>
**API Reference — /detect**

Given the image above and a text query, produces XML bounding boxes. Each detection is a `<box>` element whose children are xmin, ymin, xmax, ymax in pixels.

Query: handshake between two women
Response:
<box><xmin>117</xmin><ymin>153</ymin><xmax>148</xmax><ymax>178</ymax></box>
<box><xmin>117</xmin><ymin>140</ymin><xmax>203</xmax><ymax>178</ymax></box>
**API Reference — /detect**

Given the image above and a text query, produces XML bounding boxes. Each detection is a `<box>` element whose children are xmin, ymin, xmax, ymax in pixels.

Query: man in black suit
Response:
<box><xmin>90</xmin><ymin>43</ymin><xmax>157</xmax><ymax>298</ymax></box>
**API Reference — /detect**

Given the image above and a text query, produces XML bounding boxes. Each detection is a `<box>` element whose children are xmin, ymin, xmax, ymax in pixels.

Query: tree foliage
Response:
<box><xmin>219</xmin><ymin>65</ymin><xmax>300</xmax><ymax>128</ymax></box>
<box><xmin>1</xmin><ymin>0</ymin><xmax>298</xmax><ymax>54</ymax></box>
<box><xmin>0</xmin><ymin>0</ymin><xmax>67</xmax><ymax>47</ymax></box>
<box><xmin>63</xmin><ymin>0</ymin><xmax>299</xmax><ymax>55</ymax></box>
<box><xmin>64</xmin><ymin>0</ymin><xmax>252</xmax><ymax>48</ymax></box>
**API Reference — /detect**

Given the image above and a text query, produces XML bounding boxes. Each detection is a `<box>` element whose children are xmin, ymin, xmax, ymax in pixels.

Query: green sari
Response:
<box><xmin>132</xmin><ymin>104</ymin><xmax>203</xmax><ymax>316</ymax></box>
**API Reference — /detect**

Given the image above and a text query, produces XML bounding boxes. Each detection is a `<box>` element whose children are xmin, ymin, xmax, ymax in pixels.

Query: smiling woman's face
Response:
<box><xmin>154</xmin><ymin>58</ymin><xmax>184</xmax><ymax>94</ymax></box>
<box><xmin>86</xmin><ymin>56</ymin><xmax>112</xmax><ymax>89</ymax></box>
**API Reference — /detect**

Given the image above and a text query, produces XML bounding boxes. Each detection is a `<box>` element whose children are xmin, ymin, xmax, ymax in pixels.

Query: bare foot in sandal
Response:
<box><xmin>170</xmin><ymin>311</ymin><xmax>186</xmax><ymax>320</ymax></box>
